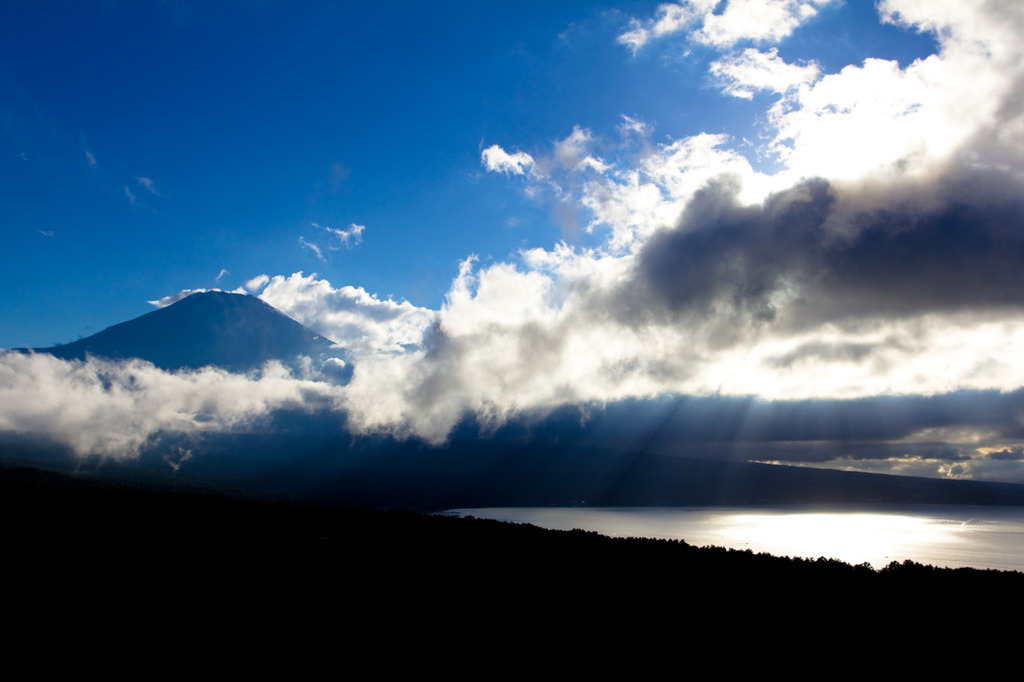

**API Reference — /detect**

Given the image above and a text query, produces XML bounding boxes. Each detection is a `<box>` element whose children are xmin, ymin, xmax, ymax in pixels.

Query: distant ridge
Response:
<box><xmin>26</xmin><ymin>291</ymin><xmax>349</xmax><ymax>376</ymax></box>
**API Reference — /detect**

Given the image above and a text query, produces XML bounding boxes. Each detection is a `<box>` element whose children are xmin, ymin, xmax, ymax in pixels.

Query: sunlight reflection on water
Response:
<box><xmin>446</xmin><ymin>506</ymin><xmax>1024</xmax><ymax>571</ymax></box>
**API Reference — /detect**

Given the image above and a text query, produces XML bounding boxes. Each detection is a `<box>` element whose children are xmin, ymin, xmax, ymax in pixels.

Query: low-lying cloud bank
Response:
<box><xmin>0</xmin><ymin>352</ymin><xmax>345</xmax><ymax>458</ymax></box>
<box><xmin>5</xmin><ymin>347</ymin><xmax>1024</xmax><ymax>483</ymax></box>
<box><xmin>5</xmin><ymin>1</ymin><xmax>1024</xmax><ymax>482</ymax></box>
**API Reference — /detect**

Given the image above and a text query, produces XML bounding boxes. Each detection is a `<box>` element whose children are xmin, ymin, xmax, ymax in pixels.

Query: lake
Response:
<box><xmin>445</xmin><ymin>505</ymin><xmax>1024</xmax><ymax>572</ymax></box>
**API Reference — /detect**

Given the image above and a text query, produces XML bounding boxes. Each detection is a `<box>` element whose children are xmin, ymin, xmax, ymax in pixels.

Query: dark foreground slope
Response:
<box><xmin>9</xmin><ymin>465</ymin><xmax>1018</xmax><ymax>670</ymax></box>
<box><xmin>4</xmin><ymin>464</ymin><xmax>1019</xmax><ymax>608</ymax></box>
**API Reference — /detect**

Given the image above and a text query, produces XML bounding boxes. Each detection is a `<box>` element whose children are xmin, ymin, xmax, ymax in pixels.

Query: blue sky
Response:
<box><xmin>5</xmin><ymin>1</ymin><xmax>1024</xmax><ymax>483</ymax></box>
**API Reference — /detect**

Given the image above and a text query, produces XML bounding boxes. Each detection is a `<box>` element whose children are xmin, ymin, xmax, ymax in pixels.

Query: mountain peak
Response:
<box><xmin>30</xmin><ymin>291</ymin><xmax>348</xmax><ymax>376</ymax></box>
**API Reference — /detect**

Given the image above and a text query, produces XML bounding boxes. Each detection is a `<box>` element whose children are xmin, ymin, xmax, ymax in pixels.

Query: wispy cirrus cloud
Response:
<box><xmin>314</xmin><ymin>222</ymin><xmax>364</xmax><ymax>249</ymax></box>
<box><xmin>301</xmin><ymin>223</ymin><xmax>365</xmax><ymax>263</ymax></box>
<box><xmin>136</xmin><ymin>176</ymin><xmax>159</xmax><ymax>195</ymax></box>
<box><xmin>299</xmin><ymin>236</ymin><xmax>325</xmax><ymax>262</ymax></box>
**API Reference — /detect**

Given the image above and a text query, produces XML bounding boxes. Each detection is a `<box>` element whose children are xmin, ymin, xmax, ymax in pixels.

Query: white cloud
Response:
<box><xmin>519</xmin><ymin>131</ymin><xmax>772</xmax><ymax>252</ymax></box>
<box><xmin>148</xmin><ymin>288</ymin><xmax>214</xmax><ymax>308</ymax></box>
<box><xmin>763</xmin><ymin>1</ymin><xmax>1024</xmax><ymax>184</ymax></box>
<box><xmin>328</xmin><ymin>220</ymin><xmax>1024</xmax><ymax>445</ymax></box>
<box><xmin>551</xmin><ymin>125</ymin><xmax>609</xmax><ymax>172</ymax></box>
<box><xmin>617</xmin><ymin>0</ymin><xmax>715</xmax><ymax>53</ymax></box>
<box><xmin>85</xmin><ymin>150</ymin><xmax>97</xmax><ymax>166</ymax></box>
<box><xmin>245</xmin><ymin>274</ymin><xmax>270</xmax><ymax>292</ymax></box>
<box><xmin>481</xmin><ymin>144</ymin><xmax>535</xmax><ymax>176</ymax></box>
<box><xmin>710</xmin><ymin>47</ymin><xmax>820</xmax><ymax>99</ymax></box>
<box><xmin>0</xmin><ymin>352</ymin><xmax>342</xmax><ymax>458</ymax></box>
<box><xmin>255</xmin><ymin>272</ymin><xmax>436</xmax><ymax>356</ymax></box>
<box><xmin>618</xmin><ymin>0</ymin><xmax>834</xmax><ymax>52</ymax></box>
<box><xmin>313</xmin><ymin>222</ymin><xmax>364</xmax><ymax>249</ymax></box>
<box><xmin>693</xmin><ymin>0</ymin><xmax>834</xmax><ymax>47</ymax></box>
<box><xmin>299</xmin><ymin>236</ymin><xmax>325</xmax><ymax>262</ymax></box>
<box><xmin>344</xmin><ymin>1</ymin><xmax>1024</xmax><ymax>449</ymax></box>
<box><xmin>618</xmin><ymin>115</ymin><xmax>652</xmax><ymax>139</ymax></box>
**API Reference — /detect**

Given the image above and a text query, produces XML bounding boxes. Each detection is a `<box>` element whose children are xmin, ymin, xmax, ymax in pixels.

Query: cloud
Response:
<box><xmin>124</xmin><ymin>186</ymin><xmax>138</xmax><ymax>205</ymax></box>
<box><xmin>0</xmin><ymin>352</ymin><xmax>342</xmax><ymax>459</ymax></box>
<box><xmin>300</xmin><ymin>223</ymin><xmax>365</xmax><ymax>263</ymax></box>
<box><xmin>984</xmin><ymin>447</ymin><xmax>1024</xmax><ymax>462</ymax></box>
<box><xmin>137</xmin><ymin>176</ymin><xmax>159</xmax><ymax>195</ymax></box>
<box><xmin>618</xmin><ymin>0</ymin><xmax>834</xmax><ymax>53</ymax></box>
<box><xmin>693</xmin><ymin>0</ymin><xmax>835</xmax><ymax>47</ymax></box>
<box><xmin>764</xmin><ymin>3</ymin><xmax>1024</xmax><ymax>183</ymax></box>
<box><xmin>338</xmin><ymin>167</ymin><xmax>1024</xmax><ymax>443</ymax></box>
<box><xmin>253</xmin><ymin>272</ymin><xmax>436</xmax><ymax>356</ymax></box>
<box><xmin>634</xmin><ymin>169</ymin><xmax>1024</xmax><ymax>331</ymax></box>
<box><xmin>148</xmin><ymin>288</ymin><xmax>214</xmax><ymax>308</ymax></box>
<box><xmin>481</xmin><ymin>144</ymin><xmax>535</xmax><ymax>176</ymax></box>
<box><xmin>710</xmin><ymin>47</ymin><xmax>820</xmax><ymax>99</ymax></box>
<box><xmin>313</xmin><ymin>222</ymin><xmax>364</xmax><ymax>249</ymax></box>
<box><xmin>326</xmin><ymin>1</ymin><xmax>1024</xmax><ymax>452</ymax></box>
<box><xmin>618</xmin><ymin>115</ymin><xmax>652</xmax><ymax>138</ymax></box>
<box><xmin>552</xmin><ymin>126</ymin><xmax>609</xmax><ymax>173</ymax></box>
<box><xmin>299</xmin><ymin>236</ymin><xmax>325</xmax><ymax>262</ymax></box>
<box><xmin>506</xmin><ymin>128</ymin><xmax>770</xmax><ymax>252</ymax></box>
<box><xmin>617</xmin><ymin>0</ymin><xmax>713</xmax><ymax>54</ymax></box>
<box><xmin>85</xmin><ymin>150</ymin><xmax>96</xmax><ymax>166</ymax></box>
<box><xmin>244</xmin><ymin>274</ymin><xmax>270</xmax><ymax>292</ymax></box>
<box><xmin>215</xmin><ymin>269</ymin><xmax>230</xmax><ymax>282</ymax></box>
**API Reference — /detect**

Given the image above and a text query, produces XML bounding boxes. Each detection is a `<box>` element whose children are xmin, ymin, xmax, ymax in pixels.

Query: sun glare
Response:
<box><xmin>723</xmin><ymin>511</ymin><xmax>954</xmax><ymax>566</ymax></box>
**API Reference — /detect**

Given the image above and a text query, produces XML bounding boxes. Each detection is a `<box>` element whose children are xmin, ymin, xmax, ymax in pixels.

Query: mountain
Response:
<box><xmin>27</xmin><ymin>291</ymin><xmax>350</xmax><ymax>377</ymax></box>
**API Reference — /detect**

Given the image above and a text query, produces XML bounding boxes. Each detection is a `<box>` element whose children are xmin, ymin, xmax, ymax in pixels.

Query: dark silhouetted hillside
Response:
<box><xmin>2</xmin><ymin>463</ymin><xmax>1020</xmax><ymax>619</ymax></box>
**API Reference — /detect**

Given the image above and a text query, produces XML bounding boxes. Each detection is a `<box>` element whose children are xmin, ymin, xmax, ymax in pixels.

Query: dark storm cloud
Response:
<box><xmin>988</xmin><ymin>447</ymin><xmax>1024</xmax><ymax>461</ymax></box>
<box><xmin>628</xmin><ymin>390</ymin><xmax>1024</xmax><ymax>446</ymax></box>
<box><xmin>479</xmin><ymin>388</ymin><xmax>1024</xmax><ymax>461</ymax></box>
<box><xmin>740</xmin><ymin>439</ymin><xmax>969</xmax><ymax>465</ymax></box>
<box><xmin>634</xmin><ymin>166</ymin><xmax>1024</xmax><ymax>333</ymax></box>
